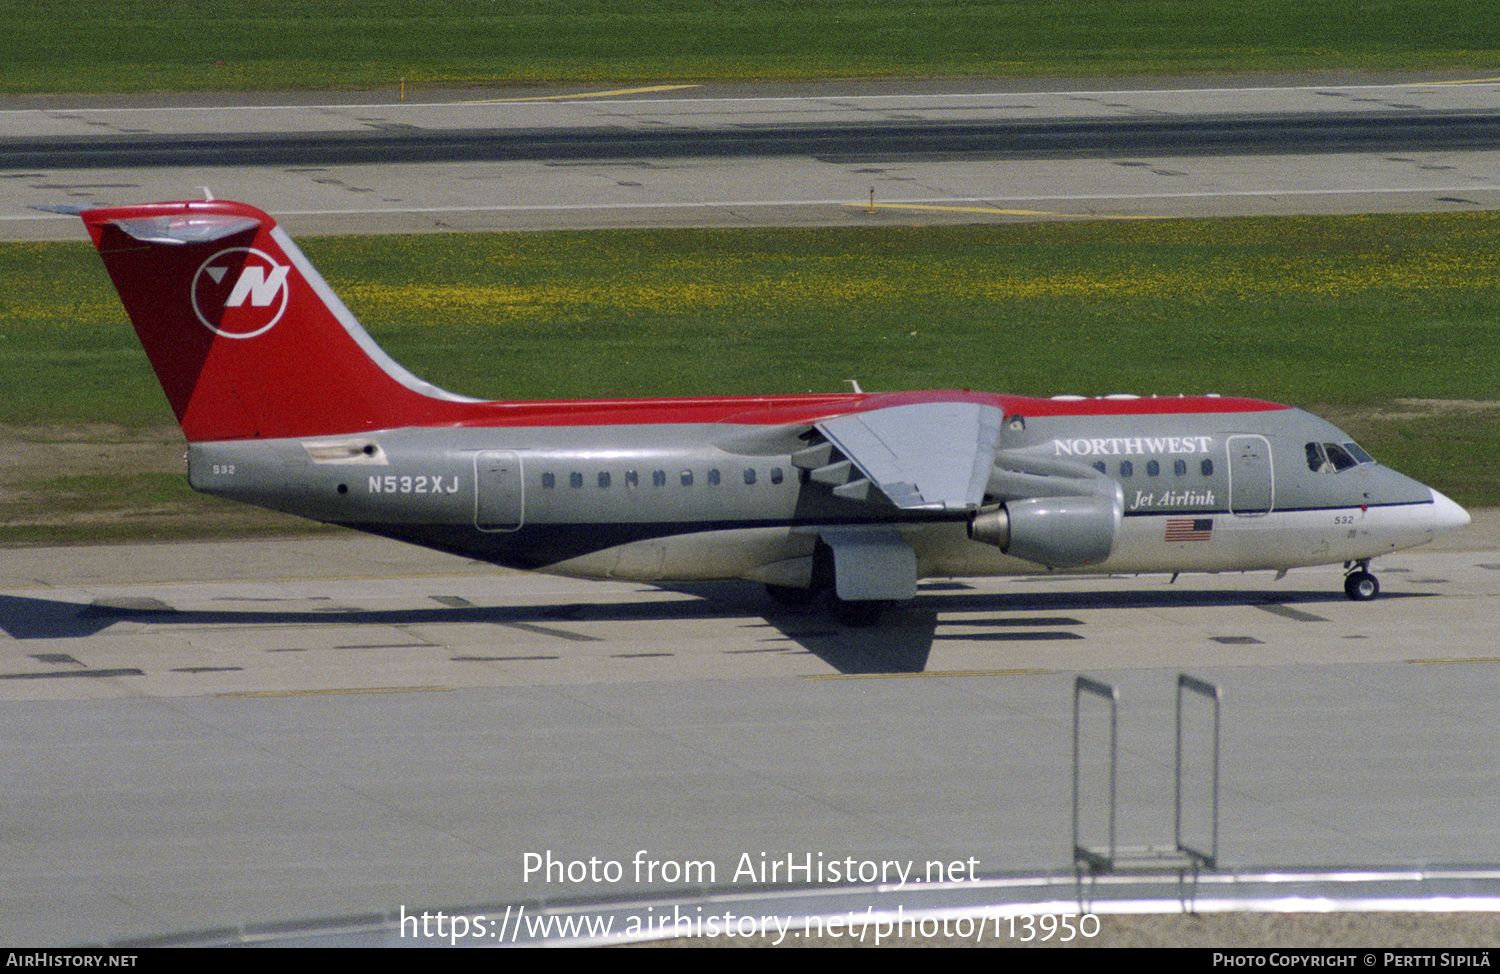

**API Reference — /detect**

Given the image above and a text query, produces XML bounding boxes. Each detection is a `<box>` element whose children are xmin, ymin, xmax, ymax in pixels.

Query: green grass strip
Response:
<box><xmin>3</xmin><ymin>1</ymin><xmax>1499</xmax><ymax>94</ymax></box>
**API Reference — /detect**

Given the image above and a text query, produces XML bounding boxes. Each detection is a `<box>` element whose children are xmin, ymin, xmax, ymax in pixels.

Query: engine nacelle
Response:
<box><xmin>968</xmin><ymin>494</ymin><xmax>1120</xmax><ymax>568</ymax></box>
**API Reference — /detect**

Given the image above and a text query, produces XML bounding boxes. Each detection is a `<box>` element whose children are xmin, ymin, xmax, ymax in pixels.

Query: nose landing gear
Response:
<box><xmin>1343</xmin><ymin>559</ymin><xmax>1380</xmax><ymax>601</ymax></box>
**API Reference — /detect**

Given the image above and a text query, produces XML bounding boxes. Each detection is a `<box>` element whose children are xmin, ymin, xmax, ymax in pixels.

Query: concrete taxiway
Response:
<box><xmin>4</xmin><ymin>76</ymin><xmax>1500</xmax><ymax>240</ymax></box>
<box><xmin>1</xmin><ymin>525</ymin><xmax>1497</xmax><ymax>943</ymax></box>
<box><xmin>0</xmin><ymin>525</ymin><xmax>1496</xmax><ymax>699</ymax></box>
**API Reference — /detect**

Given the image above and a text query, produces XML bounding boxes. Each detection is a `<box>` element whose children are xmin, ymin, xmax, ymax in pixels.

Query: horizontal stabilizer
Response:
<box><xmin>30</xmin><ymin>203</ymin><xmax>90</xmax><ymax>216</ymax></box>
<box><xmin>109</xmin><ymin>213</ymin><xmax>262</xmax><ymax>245</ymax></box>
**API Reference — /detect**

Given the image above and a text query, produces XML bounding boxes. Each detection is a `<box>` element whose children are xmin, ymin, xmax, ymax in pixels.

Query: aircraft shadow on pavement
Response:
<box><xmin>0</xmin><ymin>582</ymin><xmax>1428</xmax><ymax>676</ymax></box>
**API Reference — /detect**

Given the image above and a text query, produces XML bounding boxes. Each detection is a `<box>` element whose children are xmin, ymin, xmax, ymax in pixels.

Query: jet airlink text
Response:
<box><xmin>1053</xmin><ymin>435</ymin><xmax>1214</xmax><ymax>457</ymax></box>
<box><xmin>1129</xmin><ymin>488</ymin><xmax>1216</xmax><ymax>511</ymax></box>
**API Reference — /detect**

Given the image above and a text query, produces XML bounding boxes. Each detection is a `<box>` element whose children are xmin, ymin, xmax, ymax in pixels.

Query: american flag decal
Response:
<box><xmin>1164</xmin><ymin>518</ymin><xmax>1213</xmax><ymax>542</ymax></box>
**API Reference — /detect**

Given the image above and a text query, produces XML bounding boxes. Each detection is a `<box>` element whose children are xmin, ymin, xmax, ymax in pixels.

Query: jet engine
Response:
<box><xmin>968</xmin><ymin>493</ymin><xmax>1120</xmax><ymax>568</ymax></box>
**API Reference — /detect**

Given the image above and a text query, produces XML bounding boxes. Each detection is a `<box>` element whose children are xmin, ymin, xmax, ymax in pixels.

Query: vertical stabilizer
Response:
<box><xmin>82</xmin><ymin>200</ymin><xmax>474</xmax><ymax>442</ymax></box>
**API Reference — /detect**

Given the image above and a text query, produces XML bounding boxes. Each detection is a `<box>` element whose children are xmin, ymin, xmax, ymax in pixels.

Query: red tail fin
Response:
<box><xmin>82</xmin><ymin>201</ymin><xmax>475</xmax><ymax>442</ymax></box>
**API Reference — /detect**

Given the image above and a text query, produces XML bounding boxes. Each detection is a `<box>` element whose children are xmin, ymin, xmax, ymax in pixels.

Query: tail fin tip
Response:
<box><xmin>81</xmin><ymin>200</ymin><xmax>470</xmax><ymax>443</ymax></box>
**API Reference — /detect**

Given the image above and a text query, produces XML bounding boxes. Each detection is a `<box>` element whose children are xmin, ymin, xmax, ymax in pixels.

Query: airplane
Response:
<box><xmin>67</xmin><ymin>199</ymin><xmax>1470</xmax><ymax>626</ymax></box>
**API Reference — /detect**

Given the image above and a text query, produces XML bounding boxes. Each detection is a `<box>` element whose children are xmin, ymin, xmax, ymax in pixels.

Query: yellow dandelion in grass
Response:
<box><xmin>341</xmin><ymin>283</ymin><xmax>580</xmax><ymax>324</ymax></box>
<box><xmin>331</xmin><ymin>215</ymin><xmax>1500</xmax><ymax>333</ymax></box>
<box><xmin>0</xmin><ymin>299</ymin><xmax>120</xmax><ymax>330</ymax></box>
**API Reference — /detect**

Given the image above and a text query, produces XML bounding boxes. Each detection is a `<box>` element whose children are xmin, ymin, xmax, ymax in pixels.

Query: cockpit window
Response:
<box><xmin>1306</xmin><ymin>442</ymin><xmax>1329</xmax><ymax>473</ymax></box>
<box><xmin>1323</xmin><ymin>443</ymin><xmax>1358</xmax><ymax>471</ymax></box>
<box><xmin>1306</xmin><ymin>441</ymin><xmax>1373</xmax><ymax>473</ymax></box>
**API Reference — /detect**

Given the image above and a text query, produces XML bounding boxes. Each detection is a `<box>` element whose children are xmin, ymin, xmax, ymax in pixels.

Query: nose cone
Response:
<box><xmin>1430</xmin><ymin>488</ymin><xmax>1471</xmax><ymax>535</ymax></box>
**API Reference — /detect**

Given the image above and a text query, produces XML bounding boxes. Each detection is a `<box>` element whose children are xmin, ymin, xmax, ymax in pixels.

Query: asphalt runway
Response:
<box><xmin>2</xmin><ymin>78</ymin><xmax>1500</xmax><ymax>946</ymax></box>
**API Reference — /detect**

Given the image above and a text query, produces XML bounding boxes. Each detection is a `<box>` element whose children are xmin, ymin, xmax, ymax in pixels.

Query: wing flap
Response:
<box><xmin>815</xmin><ymin>401</ymin><xmax>1003</xmax><ymax>510</ymax></box>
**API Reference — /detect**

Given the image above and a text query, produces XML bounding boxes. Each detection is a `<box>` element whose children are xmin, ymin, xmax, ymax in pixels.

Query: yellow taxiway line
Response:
<box><xmin>853</xmin><ymin>202</ymin><xmax>1168</xmax><ymax>220</ymax></box>
<box><xmin>860</xmin><ymin>202</ymin><xmax>1062</xmax><ymax>217</ymax></box>
<box><xmin>1412</xmin><ymin>77</ymin><xmax>1500</xmax><ymax>85</ymax></box>
<box><xmin>465</xmin><ymin>84</ymin><xmax>701</xmax><ymax>104</ymax></box>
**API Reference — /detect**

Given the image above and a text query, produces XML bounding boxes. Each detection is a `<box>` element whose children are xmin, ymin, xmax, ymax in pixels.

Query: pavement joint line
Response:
<box><xmin>216</xmin><ymin>685</ymin><xmax>451</xmax><ymax>697</ymax></box>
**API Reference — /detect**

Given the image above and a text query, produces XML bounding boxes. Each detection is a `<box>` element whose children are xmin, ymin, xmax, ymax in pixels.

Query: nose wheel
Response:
<box><xmin>1343</xmin><ymin>561</ymin><xmax>1380</xmax><ymax>601</ymax></box>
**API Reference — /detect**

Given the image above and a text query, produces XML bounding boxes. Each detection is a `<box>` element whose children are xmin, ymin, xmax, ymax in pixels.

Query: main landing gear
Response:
<box><xmin>827</xmin><ymin>595</ymin><xmax>888</xmax><ymax>628</ymax></box>
<box><xmin>763</xmin><ymin>583</ymin><xmax>889</xmax><ymax>627</ymax></box>
<box><xmin>763</xmin><ymin>583</ymin><xmax>818</xmax><ymax>607</ymax></box>
<box><xmin>1343</xmin><ymin>559</ymin><xmax>1380</xmax><ymax>601</ymax></box>
<box><xmin>762</xmin><ymin>539</ymin><xmax>892</xmax><ymax>627</ymax></box>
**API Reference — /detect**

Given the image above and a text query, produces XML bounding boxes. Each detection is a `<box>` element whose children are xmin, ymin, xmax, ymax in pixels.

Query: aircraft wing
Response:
<box><xmin>801</xmin><ymin>401</ymin><xmax>1004</xmax><ymax>511</ymax></box>
<box><xmin>788</xmin><ymin>401</ymin><xmax>1124</xmax><ymax>597</ymax></box>
<box><xmin>779</xmin><ymin>401</ymin><xmax>1002</xmax><ymax>601</ymax></box>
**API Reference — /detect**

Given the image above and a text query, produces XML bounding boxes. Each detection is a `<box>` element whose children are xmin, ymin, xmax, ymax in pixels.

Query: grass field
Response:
<box><xmin>3</xmin><ymin>0</ymin><xmax>1499</xmax><ymax>94</ymax></box>
<box><xmin>1</xmin><ymin>212</ymin><xmax>1495</xmax><ymax>544</ymax></box>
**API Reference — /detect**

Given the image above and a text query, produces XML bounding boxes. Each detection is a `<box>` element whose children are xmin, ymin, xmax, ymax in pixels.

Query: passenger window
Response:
<box><xmin>1174</xmin><ymin>459</ymin><xmax>1186</xmax><ymax>477</ymax></box>
<box><xmin>1093</xmin><ymin>461</ymin><xmax>1106</xmax><ymax>474</ymax></box>
<box><xmin>570</xmin><ymin>472</ymin><xmax>583</xmax><ymax>488</ymax></box>
<box><xmin>653</xmin><ymin>470</ymin><xmax>666</xmax><ymax>487</ymax></box>
<box><xmin>680</xmin><ymin>470</ymin><xmax>693</xmax><ymax>486</ymax></box>
<box><xmin>598</xmin><ymin>472</ymin><xmax>610</xmax><ymax>489</ymax></box>
<box><xmin>1120</xmin><ymin>461</ymin><xmax>1133</xmax><ymax>478</ymax></box>
<box><xmin>625</xmin><ymin>470</ymin><xmax>639</xmax><ymax>488</ymax></box>
<box><xmin>541</xmin><ymin>472</ymin><xmax>555</xmax><ymax>489</ymax></box>
<box><xmin>771</xmin><ymin>467</ymin><xmax>784</xmax><ymax>485</ymax></box>
<box><xmin>1146</xmin><ymin>460</ymin><xmax>1159</xmax><ymax>477</ymax></box>
<box><xmin>708</xmin><ymin>469</ymin><xmax>721</xmax><ymax>486</ymax></box>
<box><xmin>744</xmin><ymin>469</ymin><xmax>757</xmax><ymax>485</ymax></box>
<box><xmin>1200</xmin><ymin>459</ymin><xmax>1214</xmax><ymax>477</ymax></box>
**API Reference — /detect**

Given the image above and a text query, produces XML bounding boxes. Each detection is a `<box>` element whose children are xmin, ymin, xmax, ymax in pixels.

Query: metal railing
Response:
<box><xmin>1073</xmin><ymin>673</ymin><xmax>1221</xmax><ymax>875</ymax></box>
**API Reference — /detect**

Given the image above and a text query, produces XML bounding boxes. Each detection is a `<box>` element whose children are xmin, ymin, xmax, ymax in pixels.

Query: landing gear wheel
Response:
<box><xmin>764</xmin><ymin>583</ymin><xmax>817</xmax><ymax>607</ymax></box>
<box><xmin>828</xmin><ymin>596</ymin><xmax>886</xmax><ymax>628</ymax></box>
<box><xmin>1344</xmin><ymin>570</ymin><xmax>1379</xmax><ymax>601</ymax></box>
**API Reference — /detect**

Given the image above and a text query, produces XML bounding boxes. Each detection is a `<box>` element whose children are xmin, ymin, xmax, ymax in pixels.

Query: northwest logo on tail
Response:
<box><xmin>191</xmin><ymin>247</ymin><xmax>291</xmax><ymax>339</ymax></box>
